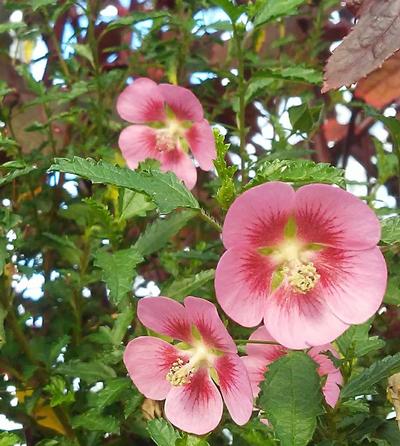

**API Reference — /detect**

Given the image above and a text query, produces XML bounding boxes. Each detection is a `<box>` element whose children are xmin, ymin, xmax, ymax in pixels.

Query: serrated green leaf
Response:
<box><xmin>254</xmin><ymin>0</ymin><xmax>307</xmax><ymax>26</ymax></box>
<box><xmin>111</xmin><ymin>304</ymin><xmax>135</xmax><ymax>345</ymax></box>
<box><xmin>44</xmin><ymin>376</ymin><xmax>75</xmax><ymax>407</ymax></box>
<box><xmin>120</xmin><ymin>189</ymin><xmax>156</xmax><ymax>220</ymax></box>
<box><xmin>176</xmin><ymin>435</ymin><xmax>210</xmax><ymax>446</ymax></box>
<box><xmin>72</xmin><ymin>409</ymin><xmax>119</xmax><ymax>434</ymax></box>
<box><xmin>135</xmin><ymin>210</ymin><xmax>196</xmax><ymax>257</ymax></box>
<box><xmin>248</xmin><ymin>159</ymin><xmax>345</xmax><ymax>188</ymax></box>
<box><xmin>107</xmin><ymin>11</ymin><xmax>170</xmax><ymax>30</ymax></box>
<box><xmin>49</xmin><ymin>157</ymin><xmax>199</xmax><ymax>213</ymax></box>
<box><xmin>0</xmin><ymin>22</ymin><xmax>26</xmax><ymax>33</ymax></box>
<box><xmin>56</xmin><ymin>360</ymin><xmax>116</xmax><ymax>384</ymax></box>
<box><xmin>73</xmin><ymin>43</ymin><xmax>94</xmax><ymax>67</ymax></box>
<box><xmin>212</xmin><ymin>0</ymin><xmax>246</xmax><ymax>22</ymax></box>
<box><xmin>164</xmin><ymin>269</ymin><xmax>215</xmax><ymax>301</ymax></box>
<box><xmin>341</xmin><ymin>353</ymin><xmax>400</xmax><ymax>399</ymax></box>
<box><xmin>336</xmin><ymin>322</ymin><xmax>385</xmax><ymax>359</ymax></box>
<box><xmin>147</xmin><ymin>419</ymin><xmax>181</xmax><ymax>446</ymax></box>
<box><xmin>381</xmin><ymin>217</ymin><xmax>400</xmax><ymax>244</ymax></box>
<box><xmin>0</xmin><ymin>433</ymin><xmax>22</xmax><ymax>446</ymax></box>
<box><xmin>32</xmin><ymin>0</ymin><xmax>55</xmax><ymax>10</ymax></box>
<box><xmin>88</xmin><ymin>377</ymin><xmax>131</xmax><ymax>410</ymax></box>
<box><xmin>124</xmin><ymin>392</ymin><xmax>143</xmax><ymax>419</ymax></box>
<box><xmin>94</xmin><ymin>247</ymin><xmax>143</xmax><ymax>305</ymax></box>
<box><xmin>288</xmin><ymin>104</ymin><xmax>323</xmax><ymax>134</ymax></box>
<box><xmin>0</xmin><ymin>165</ymin><xmax>39</xmax><ymax>187</ymax></box>
<box><xmin>213</xmin><ymin>129</ymin><xmax>237</xmax><ymax>209</ymax></box>
<box><xmin>259</xmin><ymin>351</ymin><xmax>323</xmax><ymax>446</ymax></box>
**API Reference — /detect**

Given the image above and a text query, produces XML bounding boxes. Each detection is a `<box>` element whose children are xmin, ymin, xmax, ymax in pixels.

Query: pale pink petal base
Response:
<box><xmin>185</xmin><ymin>120</ymin><xmax>216</xmax><ymax>171</ymax></box>
<box><xmin>123</xmin><ymin>336</ymin><xmax>179</xmax><ymax>400</ymax></box>
<box><xmin>241</xmin><ymin>355</ymin><xmax>267</xmax><ymax>397</ymax></box>
<box><xmin>264</xmin><ymin>283</ymin><xmax>349</xmax><ymax>349</ymax></box>
<box><xmin>214</xmin><ymin>354</ymin><xmax>253</xmax><ymax>425</ymax></box>
<box><xmin>159</xmin><ymin>149</ymin><xmax>197</xmax><ymax>190</ymax></box>
<box><xmin>165</xmin><ymin>368</ymin><xmax>223</xmax><ymax>435</ymax></box>
<box><xmin>137</xmin><ymin>297</ymin><xmax>192</xmax><ymax>342</ymax></box>
<box><xmin>184</xmin><ymin>296</ymin><xmax>236</xmax><ymax>353</ymax></box>
<box><xmin>215</xmin><ymin>248</ymin><xmax>275</xmax><ymax>327</ymax></box>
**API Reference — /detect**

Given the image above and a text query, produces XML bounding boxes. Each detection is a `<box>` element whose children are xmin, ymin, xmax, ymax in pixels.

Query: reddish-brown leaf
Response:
<box><xmin>322</xmin><ymin>0</ymin><xmax>400</xmax><ymax>92</ymax></box>
<box><xmin>355</xmin><ymin>50</ymin><xmax>400</xmax><ymax>107</ymax></box>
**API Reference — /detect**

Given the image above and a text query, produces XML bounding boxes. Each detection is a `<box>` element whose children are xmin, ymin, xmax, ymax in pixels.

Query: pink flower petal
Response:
<box><xmin>295</xmin><ymin>184</ymin><xmax>380</xmax><ymax>250</ymax></box>
<box><xmin>185</xmin><ymin>120</ymin><xmax>216</xmax><ymax>171</ymax></box>
<box><xmin>123</xmin><ymin>336</ymin><xmax>179</xmax><ymax>400</ymax></box>
<box><xmin>159</xmin><ymin>83</ymin><xmax>204</xmax><ymax>122</ymax></box>
<box><xmin>164</xmin><ymin>368</ymin><xmax>223</xmax><ymax>435</ymax></box>
<box><xmin>215</xmin><ymin>247</ymin><xmax>275</xmax><ymax>327</ymax></box>
<box><xmin>183</xmin><ymin>296</ymin><xmax>236</xmax><ymax>353</ymax></box>
<box><xmin>214</xmin><ymin>354</ymin><xmax>253</xmax><ymax>425</ymax></box>
<box><xmin>241</xmin><ymin>355</ymin><xmax>267</xmax><ymax>397</ymax></box>
<box><xmin>137</xmin><ymin>297</ymin><xmax>192</xmax><ymax>343</ymax></box>
<box><xmin>118</xmin><ymin>125</ymin><xmax>161</xmax><ymax>169</ymax></box>
<box><xmin>264</xmin><ymin>283</ymin><xmax>349</xmax><ymax>349</ymax></box>
<box><xmin>246</xmin><ymin>326</ymin><xmax>287</xmax><ymax>361</ymax></box>
<box><xmin>159</xmin><ymin>149</ymin><xmax>197</xmax><ymax>190</ymax></box>
<box><xmin>314</xmin><ymin>246</ymin><xmax>387</xmax><ymax>325</ymax></box>
<box><xmin>117</xmin><ymin>78</ymin><xmax>166</xmax><ymax>123</ymax></box>
<box><xmin>222</xmin><ymin>182</ymin><xmax>296</xmax><ymax>250</ymax></box>
<box><xmin>308</xmin><ymin>344</ymin><xmax>343</xmax><ymax>407</ymax></box>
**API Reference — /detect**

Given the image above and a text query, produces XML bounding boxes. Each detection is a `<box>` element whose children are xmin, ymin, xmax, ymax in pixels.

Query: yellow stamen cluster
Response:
<box><xmin>166</xmin><ymin>358</ymin><xmax>194</xmax><ymax>386</ymax></box>
<box><xmin>284</xmin><ymin>262</ymin><xmax>320</xmax><ymax>294</ymax></box>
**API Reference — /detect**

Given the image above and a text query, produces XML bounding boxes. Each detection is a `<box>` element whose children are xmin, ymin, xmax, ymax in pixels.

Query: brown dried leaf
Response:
<box><xmin>322</xmin><ymin>0</ymin><xmax>400</xmax><ymax>92</ymax></box>
<box><xmin>355</xmin><ymin>50</ymin><xmax>400</xmax><ymax>107</ymax></box>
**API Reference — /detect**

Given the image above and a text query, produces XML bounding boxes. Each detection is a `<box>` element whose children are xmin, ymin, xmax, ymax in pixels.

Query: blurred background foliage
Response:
<box><xmin>1</xmin><ymin>0</ymin><xmax>400</xmax><ymax>445</ymax></box>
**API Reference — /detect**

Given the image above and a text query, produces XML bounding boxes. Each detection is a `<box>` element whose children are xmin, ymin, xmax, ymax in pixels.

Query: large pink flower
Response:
<box><xmin>215</xmin><ymin>182</ymin><xmax>387</xmax><ymax>349</ymax></box>
<box><xmin>117</xmin><ymin>77</ymin><xmax>216</xmax><ymax>189</ymax></box>
<box><xmin>241</xmin><ymin>326</ymin><xmax>343</xmax><ymax>408</ymax></box>
<box><xmin>123</xmin><ymin>296</ymin><xmax>253</xmax><ymax>435</ymax></box>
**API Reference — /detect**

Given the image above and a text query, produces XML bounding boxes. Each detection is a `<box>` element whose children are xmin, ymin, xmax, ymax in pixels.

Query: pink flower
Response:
<box><xmin>117</xmin><ymin>77</ymin><xmax>216</xmax><ymax>189</ymax></box>
<box><xmin>215</xmin><ymin>182</ymin><xmax>387</xmax><ymax>349</ymax></box>
<box><xmin>242</xmin><ymin>326</ymin><xmax>343</xmax><ymax>408</ymax></box>
<box><xmin>123</xmin><ymin>296</ymin><xmax>253</xmax><ymax>435</ymax></box>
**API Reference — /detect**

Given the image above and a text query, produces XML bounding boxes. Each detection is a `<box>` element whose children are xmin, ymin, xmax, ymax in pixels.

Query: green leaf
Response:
<box><xmin>164</xmin><ymin>269</ymin><xmax>215</xmax><ymax>302</ymax></box>
<box><xmin>248</xmin><ymin>159</ymin><xmax>345</xmax><ymax>189</ymax></box>
<box><xmin>0</xmin><ymin>303</ymin><xmax>6</xmax><ymax>350</ymax></box>
<box><xmin>0</xmin><ymin>165</ymin><xmax>39</xmax><ymax>187</ymax></box>
<box><xmin>288</xmin><ymin>104</ymin><xmax>323</xmax><ymax>134</ymax></box>
<box><xmin>341</xmin><ymin>353</ymin><xmax>400</xmax><ymax>399</ymax></box>
<box><xmin>336</xmin><ymin>322</ymin><xmax>385</xmax><ymax>359</ymax></box>
<box><xmin>49</xmin><ymin>157</ymin><xmax>199</xmax><ymax>214</ymax></box>
<box><xmin>381</xmin><ymin>217</ymin><xmax>400</xmax><ymax>245</ymax></box>
<box><xmin>111</xmin><ymin>304</ymin><xmax>135</xmax><ymax>345</ymax></box>
<box><xmin>107</xmin><ymin>11</ymin><xmax>170</xmax><ymax>30</ymax></box>
<box><xmin>259</xmin><ymin>351</ymin><xmax>323</xmax><ymax>446</ymax></box>
<box><xmin>44</xmin><ymin>376</ymin><xmax>75</xmax><ymax>407</ymax></box>
<box><xmin>176</xmin><ymin>435</ymin><xmax>210</xmax><ymax>446</ymax></box>
<box><xmin>32</xmin><ymin>0</ymin><xmax>56</xmax><ymax>10</ymax></box>
<box><xmin>0</xmin><ymin>22</ymin><xmax>26</xmax><ymax>33</ymax></box>
<box><xmin>0</xmin><ymin>433</ymin><xmax>22</xmax><ymax>446</ymax></box>
<box><xmin>254</xmin><ymin>0</ymin><xmax>307</xmax><ymax>26</ymax></box>
<box><xmin>212</xmin><ymin>0</ymin><xmax>246</xmax><ymax>22</ymax></box>
<box><xmin>73</xmin><ymin>44</ymin><xmax>95</xmax><ymax>67</ymax></box>
<box><xmin>72</xmin><ymin>409</ymin><xmax>120</xmax><ymax>434</ymax></box>
<box><xmin>213</xmin><ymin>129</ymin><xmax>237</xmax><ymax>209</ymax></box>
<box><xmin>0</xmin><ymin>237</ymin><xmax>7</xmax><ymax>276</ymax></box>
<box><xmin>56</xmin><ymin>360</ymin><xmax>116</xmax><ymax>384</ymax></box>
<box><xmin>124</xmin><ymin>392</ymin><xmax>143</xmax><ymax>419</ymax></box>
<box><xmin>119</xmin><ymin>189</ymin><xmax>156</xmax><ymax>220</ymax></box>
<box><xmin>135</xmin><ymin>210</ymin><xmax>196</xmax><ymax>257</ymax></box>
<box><xmin>94</xmin><ymin>247</ymin><xmax>143</xmax><ymax>305</ymax></box>
<box><xmin>88</xmin><ymin>377</ymin><xmax>131</xmax><ymax>410</ymax></box>
<box><xmin>147</xmin><ymin>419</ymin><xmax>181</xmax><ymax>446</ymax></box>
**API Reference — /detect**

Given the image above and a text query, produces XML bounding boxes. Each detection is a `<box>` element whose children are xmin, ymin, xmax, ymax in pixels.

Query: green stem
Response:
<box><xmin>198</xmin><ymin>209</ymin><xmax>222</xmax><ymax>232</ymax></box>
<box><xmin>233</xmin><ymin>23</ymin><xmax>247</xmax><ymax>186</ymax></box>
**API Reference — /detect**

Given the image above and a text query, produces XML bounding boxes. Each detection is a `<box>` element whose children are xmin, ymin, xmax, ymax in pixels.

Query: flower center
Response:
<box><xmin>155</xmin><ymin>120</ymin><xmax>183</xmax><ymax>152</ymax></box>
<box><xmin>283</xmin><ymin>261</ymin><xmax>320</xmax><ymax>294</ymax></box>
<box><xmin>166</xmin><ymin>343</ymin><xmax>213</xmax><ymax>387</ymax></box>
